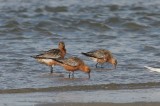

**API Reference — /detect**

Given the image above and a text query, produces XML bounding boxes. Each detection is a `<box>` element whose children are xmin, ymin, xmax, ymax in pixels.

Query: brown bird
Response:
<box><xmin>81</xmin><ymin>49</ymin><xmax>117</xmax><ymax>69</ymax></box>
<box><xmin>46</xmin><ymin>57</ymin><xmax>91</xmax><ymax>78</ymax></box>
<box><xmin>31</xmin><ymin>41</ymin><xmax>66</xmax><ymax>73</ymax></box>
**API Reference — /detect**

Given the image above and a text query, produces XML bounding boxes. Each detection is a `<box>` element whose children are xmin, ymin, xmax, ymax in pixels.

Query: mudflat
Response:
<box><xmin>36</xmin><ymin>102</ymin><xmax>160</xmax><ymax>106</ymax></box>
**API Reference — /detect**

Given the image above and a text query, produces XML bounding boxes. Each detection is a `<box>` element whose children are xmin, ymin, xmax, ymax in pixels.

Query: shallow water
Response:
<box><xmin>0</xmin><ymin>0</ymin><xmax>160</xmax><ymax>93</ymax></box>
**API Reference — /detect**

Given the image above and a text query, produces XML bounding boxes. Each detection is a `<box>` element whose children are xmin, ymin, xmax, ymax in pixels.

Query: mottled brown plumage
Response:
<box><xmin>31</xmin><ymin>41</ymin><xmax>66</xmax><ymax>73</ymax></box>
<box><xmin>47</xmin><ymin>57</ymin><xmax>91</xmax><ymax>78</ymax></box>
<box><xmin>82</xmin><ymin>49</ymin><xmax>117</xmax><ymax>69</ymax></box>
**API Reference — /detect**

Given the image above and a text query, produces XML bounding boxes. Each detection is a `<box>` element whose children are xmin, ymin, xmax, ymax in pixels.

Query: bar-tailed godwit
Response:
<box><xmin>82</xmin><ymin>49</ymin><xmax>117</xmax><ymax>69</ymax></box>
<box><xmin>31</xmin><ymin>41</ymin><xmax>66</xmax><ymax>73</ymax></box>
<box><xmin>46</xmin><ymin>57</ymin><xmax>91</xmax><ymax>78</ymax></box>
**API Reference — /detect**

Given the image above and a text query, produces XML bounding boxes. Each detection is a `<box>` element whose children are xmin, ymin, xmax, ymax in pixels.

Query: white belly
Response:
<box><xmin>37</xmin><ymin>59</ymin><xmax>54</xmax><ymax>65</ymax></box>
<box><xmin>90</xmin><ymin>57</ymin><xmax>98</xmax><ymax>62</ymax></box>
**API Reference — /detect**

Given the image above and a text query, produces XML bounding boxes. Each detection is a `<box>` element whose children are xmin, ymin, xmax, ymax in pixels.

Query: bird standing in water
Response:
<box><xmin>46</xmin><ymin>57</ymin><xmax>91</xmax><ymax>78</ymax></box>
<box><xmin>82</xmin><ymin>49</ymin><xmax>117</xmax><ymax>69</ymax></box>
<box><xmin>31</xmin><ymin>41</ymin><xmax>66</xmax><ymax>73</ymax></box>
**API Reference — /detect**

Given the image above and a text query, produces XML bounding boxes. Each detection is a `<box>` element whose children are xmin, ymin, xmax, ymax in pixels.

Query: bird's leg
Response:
<box><xmin>72</xmin><ymin>71</ymin><xmax>74</xmax><ymax>78</ymax></box>
<box><xmin>50</xmin><ymin>66</ymin><xmax>53</xmax><ymax>73</ymax></box>
<box><xmin>88</xmin><ymin>72</ymin><xmax>90</xmax><ymax>79</ymax></box>
<box><xmin>100</xmin><ymin>64</ymin><xmax>104</xmax><ymax>68</ymax></box>
<box><xmin>95</xmin><ymin>63</ymin><xmax>98</xmax><ymax>68</ymax></box>
<box><xmin>68</xmin><ymin>72</ymin><xmax>71</xmax><ymax>78</ymax></box>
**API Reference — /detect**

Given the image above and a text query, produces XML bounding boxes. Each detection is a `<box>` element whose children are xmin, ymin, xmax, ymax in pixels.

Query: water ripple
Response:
<box><xmin>0</xmin><ymin>0</ymin><xmax>160</xmax><ymax>90</ymax></box>
<box><xmin>44</xmin><ymin>6</ymin><xmax>68</xmax><ymax>12</ymax></box>
<box><xmin>1</xmin><ymin>82</ymin><xmax>160</xmax><ymax>94</ymax></box>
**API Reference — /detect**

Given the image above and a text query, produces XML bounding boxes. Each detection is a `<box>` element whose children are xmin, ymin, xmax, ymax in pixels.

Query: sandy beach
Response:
<box><xmin>1</xmin><ymin>88</ymin><xmax>160</xmax><ymax>106</ymax></box>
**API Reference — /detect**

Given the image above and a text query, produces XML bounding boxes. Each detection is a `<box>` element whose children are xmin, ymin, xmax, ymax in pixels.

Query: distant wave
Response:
<box><xmin>0</xmin><ymin>82</ymin><xmax>160</xmax><ymax>94</ymax></box>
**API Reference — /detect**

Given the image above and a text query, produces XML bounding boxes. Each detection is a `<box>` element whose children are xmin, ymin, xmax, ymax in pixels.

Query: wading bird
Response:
<box><xmin>46</xmin><ymin>57</ymin><xmax>91</xmax><ymax>78</ymax></box>
<box><xmin>82</xmin><ymin>49</ymin><xmax>117</xmax><ymax>69</ymax></box>
<box><xmin>31</xmin><ymin>41</ymin><xmax>66</xmax><ymax>73</ymax></box>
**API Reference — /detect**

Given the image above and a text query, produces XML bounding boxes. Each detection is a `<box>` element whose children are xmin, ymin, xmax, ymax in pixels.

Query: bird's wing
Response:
<box><xmin>33</xmin><ymin>49</ymin><xmax>61</xmax><ymax>59</ymax></box>
<box><xmin>63</xmin><ymin>57</ymin><xmax>79</xmax><ymax>67</ymax></box>
<box><xmin>90</xmin><ymin>49</ymin><xmax>109</xmax><ymax>58</ymax></box>
<box><xmin>37</xmin><ymin>57</ymin><xmax>79</xmax><ymax>67</ymax></box>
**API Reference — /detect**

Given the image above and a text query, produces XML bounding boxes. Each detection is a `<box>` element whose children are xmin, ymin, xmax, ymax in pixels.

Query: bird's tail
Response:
<box><xmin>81</xmin><ymin>52</ymin><xmax>92</xmax><ymax>57</ymax></box>
<box><xmin>30</xmin><ymin>55</ymin><xmax>37</xmax><ymax>58</ymax></box>
<box><xmin>30</xmin><ymin>55</ymin><xmax>45</xmax><ymax>59</ymax></box>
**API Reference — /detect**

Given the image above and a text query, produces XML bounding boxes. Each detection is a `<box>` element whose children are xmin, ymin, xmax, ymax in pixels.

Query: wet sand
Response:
<box><xmin>1</xmin><ymin>88</ymin><xmax>160</xmax><ymax>106</ymax></box>
<box><xmin>36</xmin><ymin>102</ymin><xmax>160</xmax><ymax>106</ymax></box>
